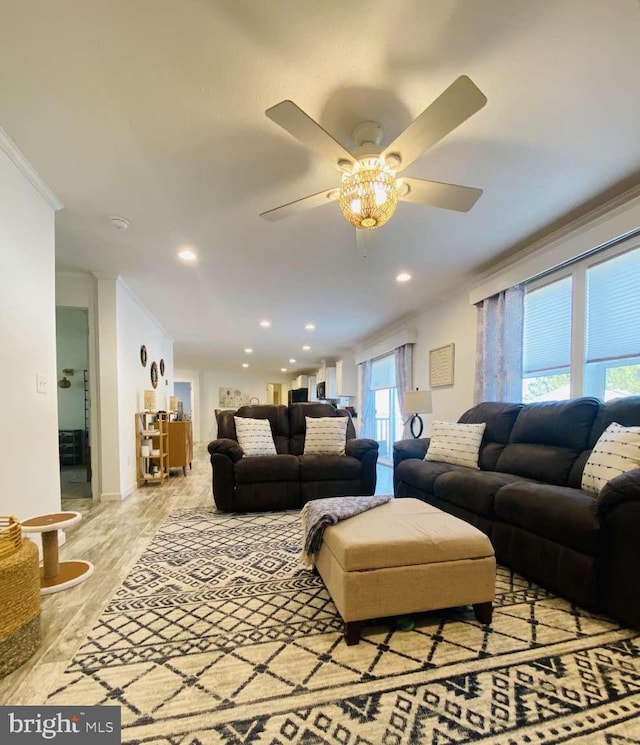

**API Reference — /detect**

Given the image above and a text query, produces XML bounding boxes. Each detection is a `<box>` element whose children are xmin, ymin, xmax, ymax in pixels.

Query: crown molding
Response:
<box><xmin>0</xmin><ymin>124</ymin><xmax>63</xmax><ymax>211</ymax></box>
<box><xmin>469</xmin><ymin>183</ymin><xmax>640</xmax><ymax>304</ymax></box>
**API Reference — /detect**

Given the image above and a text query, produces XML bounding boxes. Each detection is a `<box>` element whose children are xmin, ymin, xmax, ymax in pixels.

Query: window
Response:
<box><xmin>370</xmin><ymin>354</ymin><xmax>403</xmax><ymax>463</ymax></box>
<box><xmin>522</xmin><ymin>240</ymin><xmax>640</xmax><ymax>402</ymax></box>
<box><xmin>584</xmin><ymin>248</ymin><xmax>640</xmax><ymax>399</ymax></box>
<box><xmin>522</xmin><ymin>276</ymin><xmax>572</xmax><ymax>402</ymax></box>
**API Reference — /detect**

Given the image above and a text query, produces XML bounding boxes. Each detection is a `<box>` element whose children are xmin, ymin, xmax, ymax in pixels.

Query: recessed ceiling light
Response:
<box><xmin>242</xmin><ymin>363</ymin><xmax>249</xmax><ymax>368</ymax></box>
<box><xmin>110</xmin><ymin>216</ymin><xmax>130</xmax><ymax>231</ymax></box>
<box><xmin>281</xmin><ymin>367</ymin><xmax>287</xmax><ymax>372</ymax></box>
<box><xmin>289</xmin><ymin>358</ymin><xmax>296</xmax><ymax>364</ymax></box>
<box><xmin>260</xmin><ymin>320</ymin><xmax>271</xmax><ymax>328</ymax></box>
<box><xmin>396</xmin><ymin>272</ymin><xmax>412</xmax><ymax>282</ymax></box>
<box><xmin>178</xmin><ymin>248</ymin><xmax>197</xmax><ymax>261</ymax></box>
<box><xmin>302</xmin><ymin>345</ymin><xmax>311</xmax><ymax>351</ymax></box>
<box><xmin>305</xmin><ymin>323</ymin><xmax>315</xmax><ymax>331</ymax></box>
<box><xmin>244</xmin><ymin>348</ymin><xmax>253</xmax><ymax>354</ymax></box>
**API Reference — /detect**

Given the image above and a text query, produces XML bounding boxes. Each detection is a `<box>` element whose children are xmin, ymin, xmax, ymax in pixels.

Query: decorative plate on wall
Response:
<box><xmin>140</xmin><ymin>345</ymin><xmax>147</xmax><ymax>367</ymax></box>
<box><xmin>150</xmin><ymin>361</ymin><xmax>159</xmax><ymax>389</ymax></box>
<box><xmin>159</xmin><ymin>359</ymin><xmax>165</xmax><ymax>376</ymax></box>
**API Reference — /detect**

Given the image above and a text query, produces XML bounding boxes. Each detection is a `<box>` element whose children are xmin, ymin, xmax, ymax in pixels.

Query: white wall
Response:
<box><xmin>116</xmin><ymin>279</ymin><xmax>174</xmax><ymax>498</ymax></box>
<box><xmin>199</xmin><ymin>368</ymin><xmax>292</xmax><ymax>442</ymax></box>
<box><xmin>55</xmin><ymin>307</ymin><xmax>89</xmax><ymax>430</ymax></box>
<box><xmin>0</xmin><ymin>132</ymin><xmax>61</xmax><ymax>521</ymax></box>
<box><xmin>412</xmin><ymin>292</ymin><xmax>478</xmax><ymax>427</ymax></box>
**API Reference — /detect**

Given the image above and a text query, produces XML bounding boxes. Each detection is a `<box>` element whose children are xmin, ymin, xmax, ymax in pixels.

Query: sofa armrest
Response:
<box><xmin>345</xmin><ymin>438</ymin><xmax>379</xmax><ymax>460</ymax></box>
<box><xmin>207</xmin><ymin>438</ymin><xmax>243</xmax><ymax>463</ymax></box>
<box><xmin>597</xmin><ymin>467</ymin><xmax>640</xmax><ymax>516</ymax></box>
<box><xmin>600</xmin><ymin>499</ymin><xmax>640</xmax><ymax>627</ymax></box>
<box><xmin>393</xmin><ymin>437</ymin><xmax>430</xmax><ymax>469</ymax></box>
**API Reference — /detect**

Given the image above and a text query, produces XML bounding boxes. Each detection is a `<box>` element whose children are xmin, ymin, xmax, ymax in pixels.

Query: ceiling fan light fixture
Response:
<box><xmin>338</xmin><ymin>158</ymin><xmax>400</xmax><ymax>229</ymax></box>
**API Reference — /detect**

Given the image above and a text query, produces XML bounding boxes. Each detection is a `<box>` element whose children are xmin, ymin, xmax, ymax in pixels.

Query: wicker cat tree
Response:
<box><xmin>0</xmin><ymin>516</ymin><xmax>41</xmax><ymax>678</ymax></box>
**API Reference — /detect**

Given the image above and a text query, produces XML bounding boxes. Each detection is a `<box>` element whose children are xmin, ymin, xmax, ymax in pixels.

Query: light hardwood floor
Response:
<box><xmin>1</xmin><ymin>445</ymin><xmax>394</xmax><ymax>704</ymax></box>
<box><xmin>0</xmin><ymin>443</ymin><xmax>213</xmax><ymax>705</ymax></box>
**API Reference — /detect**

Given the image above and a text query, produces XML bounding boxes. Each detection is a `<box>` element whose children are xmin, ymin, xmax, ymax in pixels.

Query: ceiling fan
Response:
<box><xmin>260</xmin><ymin>75</ymin><xmax>487</xmax><ymax>231</ymax></box>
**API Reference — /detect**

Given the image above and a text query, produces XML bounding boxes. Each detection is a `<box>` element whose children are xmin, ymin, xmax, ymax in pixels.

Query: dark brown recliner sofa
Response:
<box><xmin>209</xmin><ymin>402</ymin><xmax>379</xmax><ymax>513</ymax></box>
<box><xmin>393</xmin><ymin>396</ymin><xmax>640</xmax><ymax>628</ymax></box>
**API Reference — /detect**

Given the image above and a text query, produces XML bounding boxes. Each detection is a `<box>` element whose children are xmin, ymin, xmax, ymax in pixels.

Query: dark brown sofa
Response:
<box><xmin>393</xmin><ymin>396</ymin><xmax>640</xmax><ymax>628</ymax></box>
<box><xmin>208</xmin><ymin>402</ymin><xmax>379</xmax><ymax>513</ymax></box>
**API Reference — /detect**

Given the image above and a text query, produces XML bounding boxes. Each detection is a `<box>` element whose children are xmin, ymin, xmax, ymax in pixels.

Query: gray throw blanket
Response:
<box><xmin>300</xmin><ymin>494</ymin><xmax>393</xmax><ymax>566</ymax></box>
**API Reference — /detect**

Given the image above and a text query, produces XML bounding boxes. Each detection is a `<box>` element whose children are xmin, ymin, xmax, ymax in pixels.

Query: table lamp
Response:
<box><xmin>402</xmin><ymin>390</ymin><xmax>432</xmax><ymax>439</ymax></box>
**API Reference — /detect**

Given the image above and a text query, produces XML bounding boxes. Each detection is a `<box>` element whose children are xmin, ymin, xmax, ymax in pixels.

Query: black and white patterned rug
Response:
<box><xmin>48</xmin><ymin>508</ymin><xmax>640</xmax><ymax>743</ymax></box>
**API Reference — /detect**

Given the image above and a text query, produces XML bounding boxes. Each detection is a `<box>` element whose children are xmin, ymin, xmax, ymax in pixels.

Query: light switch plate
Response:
<box><xmin>36</xmin><ymin>373</ymin><xmax>48</xmax><ymax>394</ymax></box>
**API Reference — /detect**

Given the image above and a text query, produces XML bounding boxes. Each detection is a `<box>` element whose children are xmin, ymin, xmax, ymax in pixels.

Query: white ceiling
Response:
<box><xmin>1</xmin><ymin>0</ymin><xmax>639</xmax><ymax>374</ymax></box>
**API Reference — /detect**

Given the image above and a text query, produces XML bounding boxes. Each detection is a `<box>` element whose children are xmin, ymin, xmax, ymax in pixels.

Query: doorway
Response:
<box><xmin>56</xmin><ymin>307</ymin><xmax>91</xmax><ymax>499</ymax></box>
<box><xmin>267</xmin><ymin>383</ymin><xmax>284</xmax><ymax>405</ymax></box>
<box><xmin>174</xmin><ymin>381</ymin><xmax>192</xmax><ymax>419</ymax></box>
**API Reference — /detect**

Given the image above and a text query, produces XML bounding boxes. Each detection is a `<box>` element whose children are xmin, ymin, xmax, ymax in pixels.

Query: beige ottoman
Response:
<box><xmin>315</xmin><ymin>497</ymin><xmax>496</xmax><ymax>645</ymax></box>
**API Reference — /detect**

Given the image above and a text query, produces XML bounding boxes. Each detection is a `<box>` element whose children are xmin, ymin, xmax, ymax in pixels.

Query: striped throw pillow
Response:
<box><xmin>581</xmin><ymin>422</ymin><xmax>640</xmax><ymax>495</ymax></box>
<box><xmin>234</xmin><ymin>417</ymin><xmax>277</xmax><ymax>457</ymax></box>
<box><xmin>424</xmin><ymin>421</ymin><xmax>486</xmax><ymax>469</ymax></box>
<box><xmin>304</xmin><ymin>416</ymin><xmax>348</xmax><ymax>455</ymax></box>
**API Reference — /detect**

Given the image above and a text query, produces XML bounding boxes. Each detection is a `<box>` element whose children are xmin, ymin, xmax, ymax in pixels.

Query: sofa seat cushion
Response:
<box><xmin>395</xmin><ymin>458</ymin><xmax>466</xmax><ymax>494</ymax></box>
<box><xmin>235</xmin><ymin>455</ymin><xmax>300</xmax><ymax>484</ymax></box>
<box><xmin>299</xmin><ymin>455</ymin><xmax>361</xmax><ymax>482</ymax></box>
<box><xmin>433</xmin><ymin>470</ymin><xmax>529</xmax><ymax>519</ymax></box>
<box><xmin>494</xmin><ymin>482</ymin><xmax>600</xmax><ymax>555</ymax></box>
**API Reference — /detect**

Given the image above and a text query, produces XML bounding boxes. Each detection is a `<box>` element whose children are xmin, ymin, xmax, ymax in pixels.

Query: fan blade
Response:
<box><xmin>400</xmin><ymin>177</ymin><xmax>483</xmax><ymax>212</ymax></box>
<box><xmin>266</xmin><ymin>100</ymin><xmax>356</xmax><ymax>170</ymax></box>
<box><xmin>260</xmin><ymin>187</ymin><xmax>338</xmax><ymax>221</ymax></box>
<box><xmin>382</xmin><ymin>76</ymin><xmax>487</xmax><ymax>171</ymax></box>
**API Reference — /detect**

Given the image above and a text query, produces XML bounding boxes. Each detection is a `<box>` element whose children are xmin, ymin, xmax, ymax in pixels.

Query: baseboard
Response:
<box><xmin>101</xmin><ymin>492</ymin><xmax>122</xmax><ymax>502</ymax></box>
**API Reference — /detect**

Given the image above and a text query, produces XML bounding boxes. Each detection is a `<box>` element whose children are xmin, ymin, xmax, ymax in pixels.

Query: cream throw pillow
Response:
<box><xmin>424</xmin><ymin>420</ymin><xmax>486</xmax><ymax>469</ymax></box>
<box><xmin>234</xmin><ymin>416</ymin><xmax>277</xmax><ymax>456</ymax></box>
<box><xmin>581</xmin><ymin>422</ymin><xmax>640</xmax><ymax>495</ymax></box>
<box><xmin>304</xmin><ymin>416</ymin><xmax>348</xmax><ymax>455</ymax></box>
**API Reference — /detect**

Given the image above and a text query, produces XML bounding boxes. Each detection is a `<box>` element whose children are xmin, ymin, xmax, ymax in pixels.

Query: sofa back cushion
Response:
<box><xmin>289</xmin><ymin>403</ymin><xmax>355</xmax><ymax>455</ymax></box>
<box><xmin>219</xmin><ymin>405</ymin><xmax>290</xmax><ymax>454</ymax></box>
<box><xmin>495</xmin><ymin>398</ymin><xmax>600</xmax><ymax>485</ymax></box>
<box><xmin>587</xmin><ymin>395</ymin><xmax>640</xmax><ymax>446</ymax></box>
<box><xmin>458</xmin><ymin>401</ymin><xmax>524</xmax><ymax>470</ymax></box>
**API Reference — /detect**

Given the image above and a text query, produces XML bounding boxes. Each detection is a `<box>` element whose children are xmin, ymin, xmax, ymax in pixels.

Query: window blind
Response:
<box><xmin>523</xmin><ymin>276</ymin><xmax>572</xmax><ymax>373</ymax></box>
<box><xmin>586</xmin><ymin>246</ymin><xmax>640</xmax><ymax>363</ymax></box>
<box><xmin>370</xmin><ymin>354</ymin><xmax>396</xmax><ymax>389</ymax></box>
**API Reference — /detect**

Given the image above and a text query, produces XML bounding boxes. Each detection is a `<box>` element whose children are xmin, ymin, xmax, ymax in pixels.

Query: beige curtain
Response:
<box><xmin>394</xmin><ymin>344</ymin><xmax>414</xmax><ymax>438</ymax></box>
<box><xmin>474</xmin><ymin>285</ymin><xmax>524</xmax><ymax>403</ymax></box>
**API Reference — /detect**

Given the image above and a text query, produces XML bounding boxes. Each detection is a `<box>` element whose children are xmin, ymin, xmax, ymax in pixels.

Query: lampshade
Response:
<box><xmin>169</xmin><ymin>396</ymin><xmax>178</xmax><ymax>412</ymax></box>
<box><xmin>402</xmin><ymin>390</ymin><xmax>432</xmax><ymax>416</ymax></box>
<box><xmin>144</xmin><ymin>389</ymin><xmax>156</xmax><ymax>411</ymax></box>
<box><xmin>338</xmin><ymin>158</ymin><xmax>400</xmax><ymax>229</ymax></box>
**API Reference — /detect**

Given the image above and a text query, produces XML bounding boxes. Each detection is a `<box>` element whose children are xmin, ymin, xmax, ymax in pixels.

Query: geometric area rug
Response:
<box><xmin>47</xmin><ymin>508</ymin><xmax>640</xmax><ymax>743</ymax></box>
